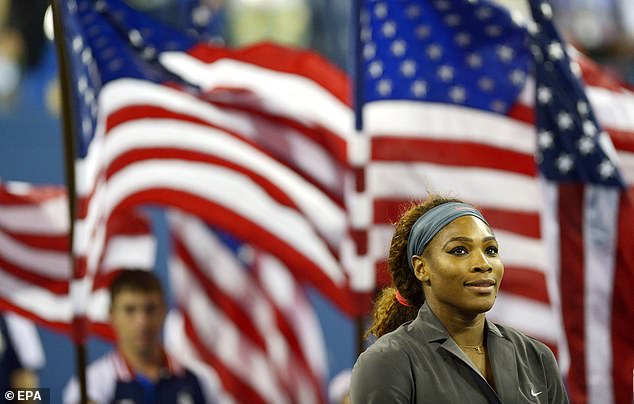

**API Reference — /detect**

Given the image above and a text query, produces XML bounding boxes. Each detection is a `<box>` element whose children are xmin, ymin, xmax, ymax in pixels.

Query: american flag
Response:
<box><xmin>0</xmin><ymin>180</ymin><xmax>155</xmax><ymax>340</ymax></box>
<box><xmin>356</xmin><ymin>0</ymin><xmax>633</xmax><ymax>402</ymax></box>
<box><xmin>166</xmin><ymin>210</ymin><xmax>328</xmax><ymax>404</ymax></box>
<box><xmin>529</xmin><ymin>1</ymin><xmax>632</xmax><ymax>403</ymax></box>
<box><xmin>56</xmin><ymin>0</ymin><xmax>361</xmax><ymax>317</ymax></box>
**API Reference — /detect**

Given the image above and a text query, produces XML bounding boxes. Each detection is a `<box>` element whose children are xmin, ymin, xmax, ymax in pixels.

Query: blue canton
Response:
<box><xmin>360</xmin><ymin>0</ymin><xmax>530</xmax><ymax>114</ymax></box>
<box><xmin>528</xmin><ymin>0</ymin><xmax>624</xmax><ymax>186</ymax></box>
<box><xmin>59</xmin><ymin>0</ymin><xmax>198</xmax><ymax>158</ymax></box>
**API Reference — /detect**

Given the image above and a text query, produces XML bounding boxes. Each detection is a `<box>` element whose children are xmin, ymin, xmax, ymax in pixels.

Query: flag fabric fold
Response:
<box><xmin>166</xmin><ymin>210</ymin><xmax>328</xmax><ymax>404</ymax></box>
<box><xmin>0</xmin><ymin>180</ymin><xmax>155</xmax><ymax>340</ymax></box>
<box><xmin>57</xmin><ymin>0</ymin><xmax>362</xmax><ymax>316</ymax></box>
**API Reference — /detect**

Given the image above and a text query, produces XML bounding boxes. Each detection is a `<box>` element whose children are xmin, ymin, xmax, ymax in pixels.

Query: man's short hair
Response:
<box><xmin>109</xmin><ymin>269</ymin><xmax>164</xmax><ymax>305</ymax></box>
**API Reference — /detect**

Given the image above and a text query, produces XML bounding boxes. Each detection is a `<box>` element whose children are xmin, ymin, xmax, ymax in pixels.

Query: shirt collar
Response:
<box><xmin>413</xmin><ymin>301</ymin><xmax>504</xmax><ymax>344</ymax></box>
<box><xmin>111</xmin><ymin>347</ymin><xmax>185</xmax><ymax>382</ymax></box>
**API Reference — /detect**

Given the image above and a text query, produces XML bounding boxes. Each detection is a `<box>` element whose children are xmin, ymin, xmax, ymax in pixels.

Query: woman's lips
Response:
<box><xmin>464</xmin><ymin>279</ymin><xmax>496</xmax><ymax>292</ymax></box>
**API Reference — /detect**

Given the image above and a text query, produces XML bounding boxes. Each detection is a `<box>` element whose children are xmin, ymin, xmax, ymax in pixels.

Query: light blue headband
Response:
<box><xmin>407</xmin><ymin>202</ymin><xmax>489</xmax><ymax>272</ymax></box>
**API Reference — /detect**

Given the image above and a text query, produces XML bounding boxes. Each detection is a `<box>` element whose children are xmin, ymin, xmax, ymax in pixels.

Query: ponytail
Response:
<box><xmin>367</xmin><ymin>196</ymin><xmax>461</xmax><ymax>338</ymax></box>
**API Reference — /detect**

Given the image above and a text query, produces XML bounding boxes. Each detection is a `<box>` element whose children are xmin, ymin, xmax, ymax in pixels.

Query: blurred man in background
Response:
<box><xmin>63</xmin><ymin>270</ymin><xmax>210</xmax><ymax>404</ymax></box>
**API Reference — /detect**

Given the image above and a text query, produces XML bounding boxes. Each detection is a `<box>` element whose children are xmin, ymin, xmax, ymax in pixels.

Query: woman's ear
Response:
<box><xmin>412</xmin><ymin>255</ymin><xmax>430</xmax><ymax>283</ymax></box>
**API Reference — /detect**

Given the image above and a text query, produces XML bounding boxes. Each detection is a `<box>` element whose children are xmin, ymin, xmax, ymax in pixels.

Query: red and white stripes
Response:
<box><xmin>167</xmin><ymin>210</ymin><xmax>328</xmax><ymax>404</ymax></box>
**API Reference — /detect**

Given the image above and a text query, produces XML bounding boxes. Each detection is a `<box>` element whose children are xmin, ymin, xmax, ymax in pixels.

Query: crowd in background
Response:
<box><xmin>1</xmin><ymin>0</ymin><xmax>633</xmax><ymax>115</ymax></box>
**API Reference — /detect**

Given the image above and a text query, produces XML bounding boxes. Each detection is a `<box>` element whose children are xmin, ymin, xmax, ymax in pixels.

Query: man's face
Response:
<box><xmin>109</xmin><ymin>289</ymin><xmax>165</xmax><ymax>355</ymax></box>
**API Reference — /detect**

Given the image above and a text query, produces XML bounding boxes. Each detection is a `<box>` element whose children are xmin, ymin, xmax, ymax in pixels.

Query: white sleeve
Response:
<box><xmin>62</xmin><ymin>377</ymin><xmax>80</xmax><ymax>404</ymax></box>
<box><xmin>5</xmin><ymin>313</ymin><xmax>45</xmax><ymax>370</ymax></box>
<box><xmin>62</xmin><ymin>354</ymin><xmax>117</xmax><ymax>404</ymax></box>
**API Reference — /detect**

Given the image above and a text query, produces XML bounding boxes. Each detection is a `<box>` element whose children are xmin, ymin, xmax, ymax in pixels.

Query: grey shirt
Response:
<box><xmin>351</xmin><ymin>303</ymin><xmax>569</xmax><ymax>404</ymax></box>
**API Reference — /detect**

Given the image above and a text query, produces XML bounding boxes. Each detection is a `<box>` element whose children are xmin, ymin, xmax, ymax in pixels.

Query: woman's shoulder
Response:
<box><xmin>491</xmin><ymin>322</ymin><xmax>556</xmax><ymax>359</ymax></box>
<box><xmin>358</xmin><ymin>320</ymin><xmax>420</xmax><ymax>362</ymax></box>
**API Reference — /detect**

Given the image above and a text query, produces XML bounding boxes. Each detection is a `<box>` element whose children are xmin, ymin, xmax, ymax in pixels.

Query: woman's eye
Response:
<box><xmin>486</xmin><ymin>246</ymin><xmax>499</xmax><ymax>256</ymax></box>
<box><xmin>450</xmin><ymin>246</ymin><xmax>467</xmax><ymax>255</ymax></box>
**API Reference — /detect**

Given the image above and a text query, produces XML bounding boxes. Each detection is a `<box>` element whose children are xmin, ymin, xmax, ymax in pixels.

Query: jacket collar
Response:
<box><xmin>413</xmin><ymin>301</ymin><xmax>503</xmax><ymax>344</ymax></box>
<box><xmin>411</xmin><ymin>302</ymin><xmax>518</xmax><ymax>403</ymax></box>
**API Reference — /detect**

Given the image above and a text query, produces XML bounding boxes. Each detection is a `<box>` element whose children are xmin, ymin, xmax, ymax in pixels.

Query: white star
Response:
<box><xmin>377</xmin><ymin>79</ymin><xmax>392</xmax><ymax>96</ymax></box>
<box><xmin>444</xmin><ymin>14</ymin><xmax>461</xmax><ymax>27</ymax></box>
<box><xmin>570</xmin><ymin>61</ymin><xmax>582</xmax><ymax>78</ymax></box>
<box><xmin>557</xmin><ymin>112</ymin><xmax>573</xmax><ymax>130</ymax></box>
<box><xmin>382</xmin><ymin>21</ymin><xmax>396</xmax><ymax>38</ymax></box>
<box><xmin>478</xmin><ymin>77</ymin><xmax>494</xmax><ymax>92</ymax></box>
<box><xmin>81</xmin><ymin>48</ymin><xmax>93</xmax><ymax>65</ymax></box>
<box><xmin>192</xmin><ymin>5</ymin><xmax>211</xmax><ymax>26</ymax></box>
<box><xmin>476</xmin><ymin>6</ymin><xmax>492</xmax><ymax>20</ymax></box>
<box><xmin>510</xmin><ymin>9</ymin><xmax>526</xmax><ymax>27</ymax></box>
<box><xmin>455</xmin><ymin>32</ymin><xmax>471</xmax><ymax>47</ymax></box>
<box><xmin>449</xmin><ymin>86</ymin><xmax>467</xmax><ymax>103</ymax></box>
<box><xmin>491</xmin><ymin>100</ymin><xmax>506</xmax><ymax>112</ymax></box>
<box><xmin>360</xmin><ymin>27</ymin><xmax>372</xmax><ymax>42</ymax></box>
<box><xmin>556</xmin><ymin>153</ymin><xmax>574</xmax><ymax>174</ymax></box>
<box><xmin>72</xmin><ymin>36</ymin><xmax>84</xmax><ymax>53</ymax></box>
<box><xmin>77</xmin><ymin>76</ymin><xmax>88</xmax><ymax>95</ymax></box>
<box><xmin>426</xmin><ymin>44</ymin><xmax>443</xmax><ymax>61</ymax></box>
<box><xmin>535</xmin><ymin>151</ymin><xmax>543</xmax><ymax>164</ymax></box>
<box><xmin>577</xmin><ymin>101</ymin><xmax>589</xmax><ymax>116</ymax></box>
<box><xmin>485</xmin><ymin>25</ymin><xmax>502</xmax><ymax>37</ymax></box>
<box><xmin>530</xmin><ymin>44</ymin><xmax>543</xmax><ymax>61</ymax></box>
<box><xmin>84</xmin><ymin>88</ymin><xmax>94</xmax><ymax>105</ymax></box>
<box><xmin>509</xmin><ymin>69</ymin><xmax>525</xmax><ymax>86</ymax></box>
<box><xmin>598</xmin><ymin>159</ymin><xmax>616</xmax><ymax>179</ymax></box>
<box><xmin>406</xmin><ymin>5</ymin><xmax>421</xmax><ymax>18</ymax></box>
<box><xmin>368</xmin><ymin>61</ymin><xmax>383</xmax><ymax>78</ymax></box>
<box><xmin>400</xmin><ymin>60</ymin><xmax>416</xmax><ymax>77</ymax></box>
<box><xmin>528</xmin><ymin>22</ymin><xmax>540</xmax><ymax>35</ymax></box>
<box><xmin>434</xmin><ymin>0</ymin><xmax>451</xmax><ymax>11</ymax></box>
<box><xmin>141</xmin><ymin>46</ymin><xmax>156</xmax><ymax>60</ymax></box>
<box><xmin>537</xmin><ymin>130</ymin><xmax>554</xmax><ymax>149</ymax></box>
<box><xmin>537</xmin><ymin>86</ymin><xmax>552</xmax><ymax>104</ymax></box>
<box><xmin>577</xmin><ymin>136</ymin><xmax>595</xmax><ymax>155</ymax></box>
<box><xmin>391</xmin><ymin>40</ymin><xmax>406</xmax><ymax>57</ymax></box>
<box><xmin>583</xmin><ymin>120</ymin><xmax>598</xmax><ymax>136</ymax></box>
<box><xmin>540</xmin><ymin>2</ymin><xmax>553</xmax><ymax>18</ymax></box>
<box><xmin>82</xmin><ymin>117</ymin><xmax>92</xmax><ymax>136</ymax></box>
<box><xmin>548</xmin><ymin>41</ymin><xmax>564</xmax><ymax>60</ymax></box>
<box><xmin>411</xmin><ymin>80</ymin><xmax>427</xmax><ymax>97</ymax></box>
<box><xmin>438</xmin><ymin>65</ymin><xmax>454</xmax><ymax>82</ymax></box>
<box><xmin>363</xmin><ymin>43</ymin><xmax>376</xmax><ymax>60</ymax></box>
<box><xmin>466</xmin><ymin>53</ymin><xmax>482</xmax><ymax>68</ymax></box>
<box><xmin>90</xmin><ymin>101</ymin><xmax>98</xmax><ymax>118</ymax></box>
<box><xmin>375</xmin><ymin>3</ymin><xmax>388</xmax><ymax>19</ymax></box>
<box><xmin>416</xmin><ymin>25</ymin><xmax>431</xmax><ymax>39</ymax></box>
<box><xmin>497</xmin><ymin>45</ymin><xmax>514</xmax><ymax>62</ymax></box>
<box><xmin>128</xmin><ymin>29</ymin><xmax>143</xmax><ymax>47</ymax></box>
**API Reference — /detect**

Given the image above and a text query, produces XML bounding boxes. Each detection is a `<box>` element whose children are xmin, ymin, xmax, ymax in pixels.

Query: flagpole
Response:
<box><xmin>51</xmin><ymin>2</ymin><xmax>88</xmax><ymax>403</ymax></box>
<box><xmin>350</xmin><ymin>0</ymin><xmax>369</xmax><ymax>359</ymax></box>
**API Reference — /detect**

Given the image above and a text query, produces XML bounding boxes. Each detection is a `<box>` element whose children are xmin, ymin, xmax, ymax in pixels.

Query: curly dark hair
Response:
<box><xmin>367</xmin><ymin>195</ymin><xmax>462</xmax><ymax>338</ymax></box>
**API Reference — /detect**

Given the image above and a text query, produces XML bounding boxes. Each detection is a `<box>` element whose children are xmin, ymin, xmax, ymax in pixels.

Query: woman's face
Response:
<box><xmin>412</xmin><ymin>215</ymin><xmax>504</xmax><ymax>317</ymax></box>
